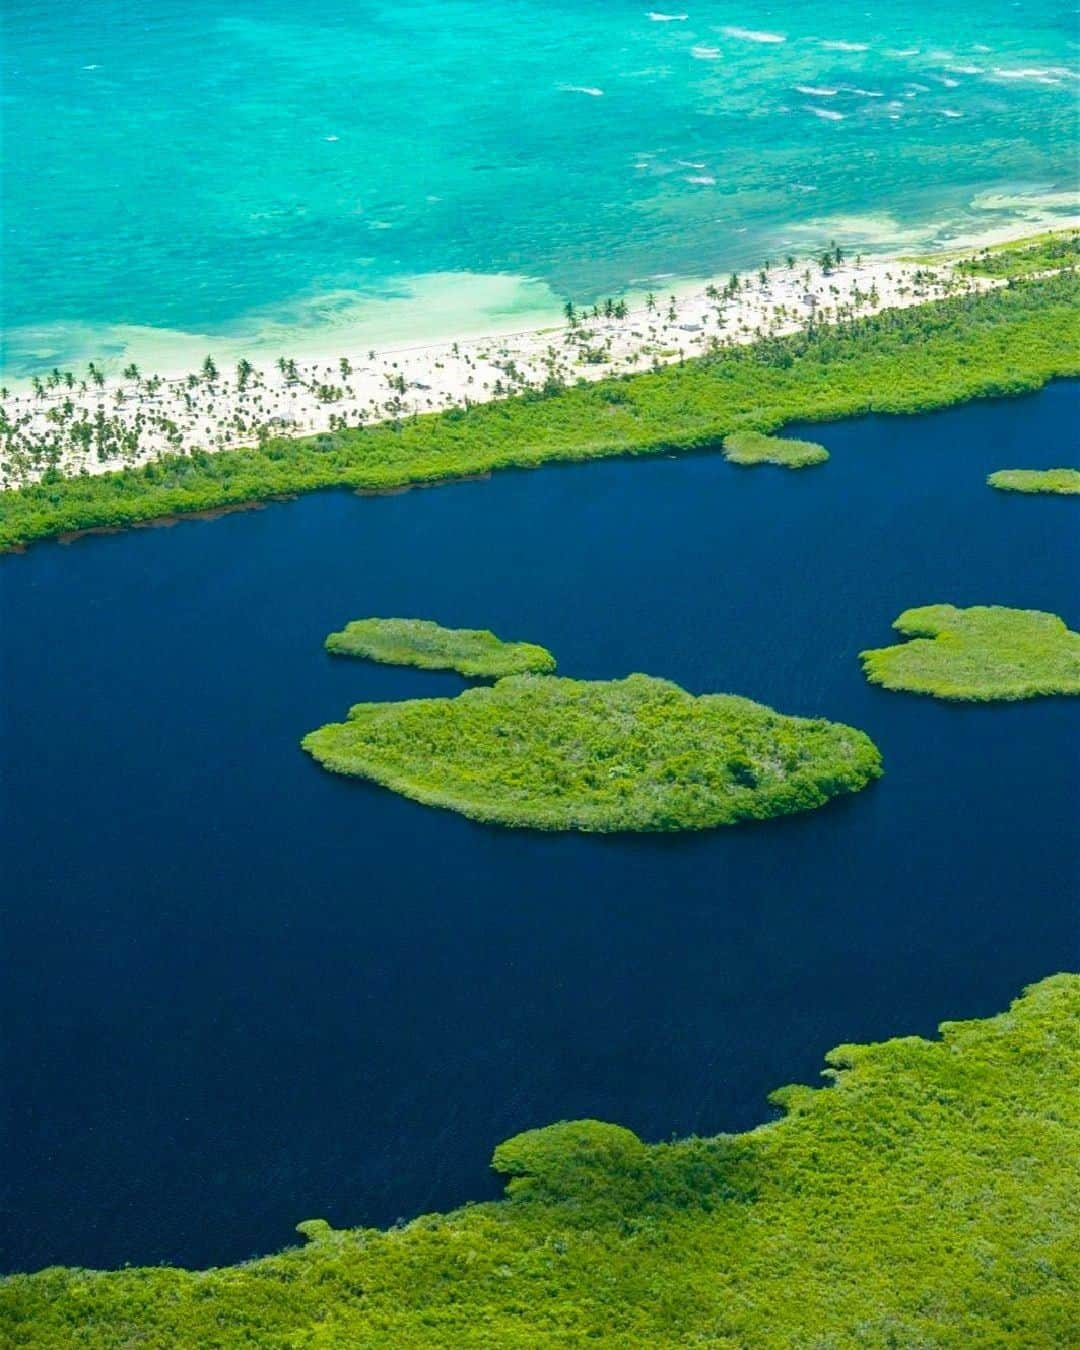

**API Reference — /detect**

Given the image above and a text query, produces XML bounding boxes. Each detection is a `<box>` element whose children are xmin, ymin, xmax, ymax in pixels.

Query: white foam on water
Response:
<box><xmin>805</xmin><ymin>105</ymin><xmax>846</xmax><ymax>120</ymax></box>
<box><xmin>843</xmin><ymin>86</ymin><xmax>884</xmax><ymax>97</ymax></box>
<box><xmin>324</xmin><ymin>135</ymin><xmax>339</xmax><ymax>142</ymax></box>
<box><xmin>991</xmin><ymin>65</ymin><xmax>1076</xmax><ymax>83</ymax></box>
<box><xmin>885</xmin><ymin>48</ymin><xmax>919</xmax><ymax>58</ymax></box>
<box><xmin>721</xmin><ymin>26</ymin><xmax>786</xmax><ymax>44</ymax></box>
<box><xmin>937</xmin><ymin>76</ymin><xmax>960</xmax><ymax>88</ymax></box>
<box><xmin>945</xmin><ymin>64</ymin><xmax>982</xmax><ymax>75</ymax></box>
<box><xmin>821</xmin><ymin>40</ymin><xmax>868</xmax><ymax>52</ymax></box>
<box><xmin>941</xmin><ymin>109</ymin><xmax>964</xmax><ymax>117</ymax></box>
<box><xmin>676</xmin><ymin>159</ymin><xmax>707</xmax><ymax>168</ymax></box>
<box><xmin>558</xmin><ymin>85</ymin><xmax>604</xmax><ymax>96</ymax></box>
<box><xmin>684</xmin><ymin>174</ymin><xmax>716</xmax><ymax>184</ymax></box>
<box><xmin>795</xmin><ymin>85</ymin><xmax>838</xmax><ymax>96</ymax></box>
<box><xmin>691</xmin><ymin>45</ymin><xmax>722</xmax><ymax>59</ymax></box>
<box><xmin>647</xmin><ymin>11</ymin><xmax>689</xmax><ymax>20</ymax></box>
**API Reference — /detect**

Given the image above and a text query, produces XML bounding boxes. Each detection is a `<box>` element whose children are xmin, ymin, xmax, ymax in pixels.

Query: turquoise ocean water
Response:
<box><xmin>2</xmin><ymin>0</ymin><xmax>1077</xmax><ymax>376</ymax></box>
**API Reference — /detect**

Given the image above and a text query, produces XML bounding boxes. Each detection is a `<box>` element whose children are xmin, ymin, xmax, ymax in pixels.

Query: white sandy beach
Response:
<box><xmin>1</xmin><ymin>219</ymin><xmax>1075</xmax><ymax>489</ymax></box>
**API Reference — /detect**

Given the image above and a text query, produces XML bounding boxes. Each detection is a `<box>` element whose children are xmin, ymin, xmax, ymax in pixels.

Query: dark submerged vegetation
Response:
<box><xmin>302</xmin><ymin>673</ymin><xmax>883</xmax><ymax>831</ymax></box>
<box><xmin>860</xmin><ymin>604</ymin><xmax>1080</xmax><ymax>701</ymax></box>
<box><xmin>1</xmin><ymin>272</ymin><xmax>1076</xmax><ymax>552</ymax></box>
<box><xmin>324</xmin><ymin>617</ymin><xmax>557</xmax><ymax>678</ymax></box>
<box><xmin>3</xmin><ymin>975</ymin><xmax>1076</xmax><ymax>1346</ymax></box>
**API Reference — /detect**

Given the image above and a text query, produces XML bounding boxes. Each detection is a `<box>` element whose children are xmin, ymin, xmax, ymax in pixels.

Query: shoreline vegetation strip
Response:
<box><xmin>1</xmin><ymin>271</ymin><xmax>1077</xmax><ymax>552</ymax></box>
<box><xmin>3</xmin><ymin>974</ymin><xmax>1076</xmax><ymax>1345</ymax></box>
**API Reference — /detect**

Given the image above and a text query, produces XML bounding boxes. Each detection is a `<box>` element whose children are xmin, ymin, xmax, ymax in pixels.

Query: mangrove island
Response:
<box><xmin>860</xmin><ymin>604</ymin><xmax>1080</xmax><ymax>701</ymax></box>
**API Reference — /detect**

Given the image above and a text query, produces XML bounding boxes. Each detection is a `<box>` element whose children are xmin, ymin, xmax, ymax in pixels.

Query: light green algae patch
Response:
<box><xmin>860</xmin><ymin>604</ymin><xmax>1080</xmax><ymax>702</ymax></box>
<box><xmin>325</xmin><ymin>617</ymin><xmax>557</xmax><ymax>678</ymax></box>
<box><xmin>988</xmin><ymin>468</ymin><xmax>1080</xmax><ymax>496</ymax></box>
<box><xmin>302</xmin><ymin>672</ymin><xmax>881</xmax><ymax>831</ymax></box>
<box><xmin>722</xmin><ymin>429</ymin><xmax>829</xmax><ymax>468</ymax></box>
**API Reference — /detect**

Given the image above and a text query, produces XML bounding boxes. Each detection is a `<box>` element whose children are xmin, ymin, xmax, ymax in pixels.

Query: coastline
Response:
<box><xmin>2</xmin><ymin>217</ymin><xmax>1077</xmax><ymax>490</ymax></box>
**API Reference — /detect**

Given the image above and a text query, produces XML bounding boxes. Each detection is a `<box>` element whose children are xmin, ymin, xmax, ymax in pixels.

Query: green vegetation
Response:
<box><xmin>1</xmin><ymin>272</ymin><xmax>1077</xmax><ymax>552</ymax></box>
<box><xmin>988</xmin><ymin>468</ymin><xmax>1080</xmax><ymax>496</ymax></box>
<box><xmin>722</xmin><ymin>428</ymin><xmax>828</xmax><ymax>468</ymax></box>
<box><xmin>4</xmin><ymin>974</ymin><xmax>1076</xmax><ymax>1347</ymax></box>
<box><xmin>957</xmin><ymin>229</ymin><xmax>1079</xmax><ymax>279</ymax></box>
<box><xmin>325</xmin><ymin>617</ymin><xmax>557</xmax><ymax>678</ymax></box>
<box><xmin>302</xmin><ymin>672</ymin><xmax>881</xmax><ymax>831</ymax></box>
<box><xmin>861</xmin><ymin>604</ymin><xmax>1080</xmax><ymax>702</ymax></box>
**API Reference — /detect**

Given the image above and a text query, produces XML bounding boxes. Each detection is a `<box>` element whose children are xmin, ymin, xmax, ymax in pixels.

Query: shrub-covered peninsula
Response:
<box><xmin>722</xmin><ymin>429</ymin><xmax>828</xmax><ymax>468</ymax></box>
<box><xmin>956</xmin><ymin>228</ymin><xmax>1079</xmax><ymax>279</ymax></box>
<box><xmin>302</xmin><ymin>672</ymin><xmax>882</xmax><ymax>831</ymax></box>
<box><xmin>988</xmin><ymin>467</ymin><xmax>1080</xmax><ymax>495</ymax></box>
<box><xmin>1</xmin><ymin>272</ymin><xmax>1076</xmax><ymax>552</ymax></box>
<box><xmin>860</xmin><ymin>604</ymin><xmax>1080</xmax><ymax>702</ymax></box>
<box><xmin>4</xmin><ymin>974</ymin><xmax>1076</xmax><ymax>1347</ymax></box>
<box><xmin>325</xmin><ymin>617</ymin><xmax>556</xmax><ymax>678</ymax></box>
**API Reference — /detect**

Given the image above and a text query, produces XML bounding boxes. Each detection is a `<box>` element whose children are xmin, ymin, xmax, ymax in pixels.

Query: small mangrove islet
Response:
<box><xmin>987</xmin><ymin>468</ymin><xmax>1080</xmax><ymax>496</ymax></box>
<box><xmin>325</xmin><ymin>617</ymin><xmax>557</xmax><ymax>678</ymax></box>
<box><xmin>860</xmin><ymin>604</ymin><xmax>1080</xmax><ymax>702</ymax></box>
<box><xmin>302</xmin><ymin>672</ymin><xmax>882</xmax><ymax>831</ymax></box>
<box><xmin>722</xmin><ymin>429</ymin><xmax>829</xmax><ymax>468</ymax></box>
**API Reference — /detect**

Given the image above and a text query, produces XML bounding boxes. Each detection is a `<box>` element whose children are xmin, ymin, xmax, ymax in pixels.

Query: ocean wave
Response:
<box><xmin>795</xmin><ymin>84</ymin><xmax>838</xmax><ymax>96</ymax></box>
<box><xmin>721</xmin><ymin>26</ymin><xmax>786</xmax><ymax>44</ymax></box>
<box><xmin>944</xmin><ymin>64</ymin><xmax>982</xmax><ymax>75</ymax></box>
<box><xmin>558</xmin><ymin>85</ymin><xmax>604</xmax><ymax>96</ymax></box>
<box><xmin>684</xmin><ymin>174</ymin><xmax>716</xmax><ymax>184</ymax></box>
<box><xmin>647</xmin><ymin>11</ymin><xmax>688</xmax><ymax>20</ymax></box>
<box><xmin>885</xmin><ymin>48</ymin><xmax>919</xmax><ymax>58</ymax></box>
<box><xmin>691</xmin><ymin>45</ymin><xmax>722</xmax><ymax>60</ymax></box>
<box><xmin>937</xmin><ymin>76</ymin><xmax>960</xmax><ymax>88</ymax></box>
<box><xmin>941</xmin><ymin>109</ymin><xmax>964</xmax><ymax>118</ymax></box>
<box><xmin>843</xmin><ymin>86</ymin><xmax>884</xmax><ymax>97</ymax></box>
<box><xmin>805</xmin><ymin>105</ymin><xmax>846</xmax><ymax>120</ymax></box>
<box><xmin>821</xmin><ymin>40</ymin><xmax>868</xmax><ymax>52</ymax></box>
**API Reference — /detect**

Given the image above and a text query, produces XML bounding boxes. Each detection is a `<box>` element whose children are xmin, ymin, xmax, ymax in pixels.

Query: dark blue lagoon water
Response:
<box><xmin>2</xmin><ymin>383</ymin><xmax>1078</xmax><ymax>1273</ymax></box>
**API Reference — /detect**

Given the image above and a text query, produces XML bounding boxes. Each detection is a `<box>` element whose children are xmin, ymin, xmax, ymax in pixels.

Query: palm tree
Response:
<box><xmin>236</xmin><ymin>358</ymin><xmax>254</xmax><ymax>390</ymax></box>
<box><xmin>563</xmin><ymin>300</ymin><xmax>577</xmax><ymax>326</ymax></box>
<box><xmin>202</xmin><ymin>355</ymin><xmax>218</xmax><ymax>383</ymax></box>
<box><xmin>645</xmin><ymin>292</ymin><xmax>656</xmax><ymax>314</ymax></box>
<box><xmin>123</xmin><ymin>363</ymin><xmax>140</xmax><ymax>383</ymax></box>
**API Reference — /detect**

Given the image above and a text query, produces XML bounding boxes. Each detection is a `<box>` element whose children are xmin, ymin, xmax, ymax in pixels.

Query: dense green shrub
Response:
<box><xmin>2</xmin><ymin>273</ymin><xmax>1077</xmax><ymax>552</ymax></box>
<box><xmin>4</xmin><ymin>975</ymin><xmax>1076</xmax><ymax>1346</ymax></box>
<box><xmin>302</xmin><ymin>673</ymin><xmax>883</xmax><ymax>831</ymax></box>
<box><xmin>860</xmin><ymin>604</ymin><xmax>1080</xmax><ymax>701</ymax></box>
<box><xmin>324</xmin><ymin>617</ymin><xmax>557</xmax><ymax>677</ymax></box>
<box><xmin>957</xmin><ymin>229</ymin><xmax>1079</xmax><ymax>279</ymax></box>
